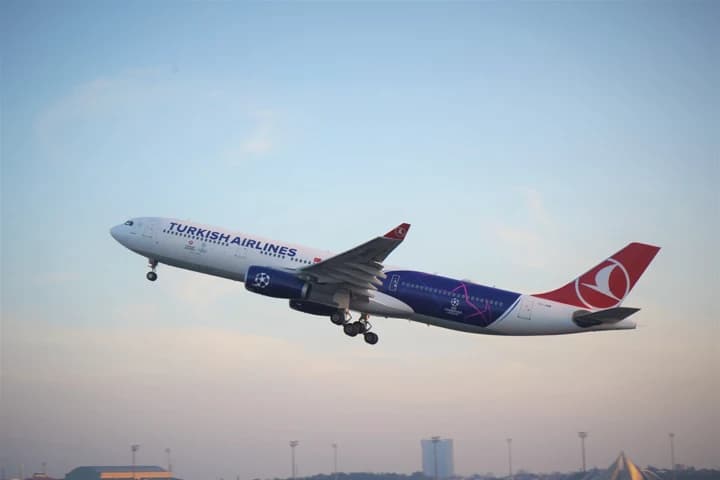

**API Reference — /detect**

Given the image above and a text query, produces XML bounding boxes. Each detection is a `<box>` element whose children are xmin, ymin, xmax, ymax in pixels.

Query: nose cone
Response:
<box><xmin>110</xmin><ymin>225</ymin><xmax>122</xmax><ymax>242</ymax></box>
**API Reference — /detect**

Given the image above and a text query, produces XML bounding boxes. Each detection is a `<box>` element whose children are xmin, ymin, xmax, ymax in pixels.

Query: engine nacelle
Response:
<box><xmin>245</xmin><ymin>266</ymin><xmax>310</xmax><ymax>299</ymax></box>
<box><xmin>289</xmin><ymin>300</ymin><xmax>340</xmax><ymax>317</ymax></box>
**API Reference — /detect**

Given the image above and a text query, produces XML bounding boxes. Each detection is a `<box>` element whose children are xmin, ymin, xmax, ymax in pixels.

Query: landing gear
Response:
<box><xmin>146</xmin><ymin>259</ymin><xmax>158</xmax><ymax>282</ymax></box>
<box><xmin>343</xmin><ymin>322</ymin><xmax>360</xmax><ymax>337</ymax></box>
<box><xmin>334</xmin><ymin>312</ymin><xmax>379</xmax><ymax>345</ymax></box>
<box><xmin>363</xmin><ymin>331</ymin><xmax>379</xmax><ymax>345</ymax></box>
<box><xmin>330</xmin><ymin>311</ymin><xmax>346</xmax><ymax>326</ymax></box>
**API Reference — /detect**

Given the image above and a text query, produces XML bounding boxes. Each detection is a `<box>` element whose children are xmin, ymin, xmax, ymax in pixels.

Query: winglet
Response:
<box><xmin>384</xmin><ymin>223</ymin><xmax>411</xmax><ymax>240</ymax></box>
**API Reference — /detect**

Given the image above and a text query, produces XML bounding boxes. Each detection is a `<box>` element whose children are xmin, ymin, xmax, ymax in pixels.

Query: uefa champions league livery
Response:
<box><xmin>110</xmin><ymin>217</ymin><xmax>660</xmax><ymax>345</ymax></box>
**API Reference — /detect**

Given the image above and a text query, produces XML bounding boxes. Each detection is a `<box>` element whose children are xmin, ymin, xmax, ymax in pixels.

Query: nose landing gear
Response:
<box><xmin>332</xmin><ymin>312</ymin><xmax>378</xmax><ymax>345</ymax></box>
<box><xmin>146</xmin><ymin>259</ymin><xmax>158</xmax><ymax>281</ymax></box>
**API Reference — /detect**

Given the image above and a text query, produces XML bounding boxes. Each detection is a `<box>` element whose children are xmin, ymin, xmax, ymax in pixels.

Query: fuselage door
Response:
<box><xmin>142</xmin><ymin>219</ymin><xmax>154</xmax><ymax>239</ymax></box>
<box><xmin>518</xmin><ymin>296</ymin><xmax>533</xmax><ymax>320</ymax></box>
<box><xmin>388</xmin><ymin>274</ymin><xmax>400</xmax><ymax>292</ymax></box>
<box><xmin>234</xmin><ymin>245</ymin><xmax>249</xmax><ymax>277</ymax></box>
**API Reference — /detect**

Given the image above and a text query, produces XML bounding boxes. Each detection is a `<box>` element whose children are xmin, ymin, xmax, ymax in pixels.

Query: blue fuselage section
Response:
<box><xmin>380</xmin><ymin>270</ymin><xmax>521</xmax><ymax>328</ymax></box>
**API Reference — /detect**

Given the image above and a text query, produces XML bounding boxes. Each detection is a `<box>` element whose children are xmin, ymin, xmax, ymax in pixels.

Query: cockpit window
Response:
<box><xmin>124</xmin><ymin>220</ymin><xmax>134</xmax><ymax>226</ymax></box>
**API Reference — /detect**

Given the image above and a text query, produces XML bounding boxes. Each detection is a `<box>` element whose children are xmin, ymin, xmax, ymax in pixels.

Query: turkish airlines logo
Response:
<box><xmin>574</xmin><ymin>259</ymin><xmax>630</xmax><ymax>309</ymax></box>
<box><xmin>395</xmin><ymin>226</ymin><xmax>407</xmax><ymax>238</ymax></box>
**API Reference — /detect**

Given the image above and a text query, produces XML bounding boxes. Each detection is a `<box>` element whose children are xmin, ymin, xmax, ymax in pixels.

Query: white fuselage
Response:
<box><xmin>111</xmin><ymin>217</ymin><xmax>638</xmax><ymax>336</ymax></box>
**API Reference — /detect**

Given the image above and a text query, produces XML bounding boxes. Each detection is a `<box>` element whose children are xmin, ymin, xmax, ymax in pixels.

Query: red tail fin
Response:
<box><xmin>533</xmin><ymin>242</ymin><xmax>660</xmax><ymax>310</ymax></box>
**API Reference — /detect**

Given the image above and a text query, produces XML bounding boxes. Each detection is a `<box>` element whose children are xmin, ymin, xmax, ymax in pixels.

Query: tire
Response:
<box><xmin>364</xmin><ymin>332</ymin><xmax>379</xmax><ymax>345</ymax></box>
<box><xmin>330</xmin><ymin>312</ymin><xmax>345</xmax><ymax>326</ymax></box>
<box><xmin>146</xmin><ymin>271</ymin><xmax>158</xmax><ymax>281</ymax></box>
<box><xmin>343</xmin><ymin>323</ymin><xmax>358</xmax><ymax>337</ymax></box>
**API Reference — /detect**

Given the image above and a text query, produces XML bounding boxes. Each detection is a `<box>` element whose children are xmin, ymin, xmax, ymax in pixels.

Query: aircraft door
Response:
<box><xmin>518</xmin><ymin>297</ymin><xmax>533</xmax><ymax>320</ymax></box>
<box><xmin>142</xmin><ymin>220</ymin><xmax>155</xmax><ymax>239</ymax></box>
<box><xmin>234</xmin><ymin>245</ymin><xmax>248</xmax><ymax>260</ymax></box>
<box><xmin>388</xmin><ymin>274</ymin><xmax>400</xmax><ymax>292</ymax></box>
<box><xmin>234</xmin><ymin>245</ymin><xmax>249</xmax><ymax>280</ymax></box>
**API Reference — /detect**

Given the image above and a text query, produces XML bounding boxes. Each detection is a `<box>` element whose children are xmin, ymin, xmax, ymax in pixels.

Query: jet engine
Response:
<box><xmin>245</xmin><ymin>266</ymin><xmax>310</xmax><ymax>299</ymax></box>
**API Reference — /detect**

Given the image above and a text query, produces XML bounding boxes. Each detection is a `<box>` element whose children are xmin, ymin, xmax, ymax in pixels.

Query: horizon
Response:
<box><xmin>4</xmin><ymin>457</ymin><xmax>718</xmax><ymax>480</ymax></box>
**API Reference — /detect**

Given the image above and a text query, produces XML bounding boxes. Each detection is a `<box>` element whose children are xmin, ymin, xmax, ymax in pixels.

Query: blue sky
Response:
<box><xmin>1</xmin><ymin>1</ymin><xmax>718</xmax><ymax>479</ymax></box>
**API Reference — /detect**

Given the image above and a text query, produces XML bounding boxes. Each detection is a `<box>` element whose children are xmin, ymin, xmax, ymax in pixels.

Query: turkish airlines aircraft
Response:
<box><xmin>110</xmin><ymin>218</ymin><xmax>660</xmax><ymax>345</ymax></box>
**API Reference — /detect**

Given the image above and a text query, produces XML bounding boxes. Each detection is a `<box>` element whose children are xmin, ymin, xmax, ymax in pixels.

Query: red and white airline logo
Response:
<box><xmin>395</xmin><ymin>226</ymin><xmax>407</xmax><ymax>238</ymax></box>
<box><xmin>574</xmin><ymin>259</ymin><xmax>630</xmax><ymax>309</ymax></box>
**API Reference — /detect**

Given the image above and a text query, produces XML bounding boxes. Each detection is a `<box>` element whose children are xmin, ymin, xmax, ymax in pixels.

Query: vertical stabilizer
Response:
<box><xmin>533</xmin><ymin>242</ymin><xmax>660</xmax><ymax>310</ymax></box>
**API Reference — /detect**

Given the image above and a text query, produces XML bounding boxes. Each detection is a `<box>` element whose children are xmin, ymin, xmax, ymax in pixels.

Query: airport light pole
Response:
<box><xmin>431</xmin><ymin>436</ymin><xmax>441</xmax><ymax>480</ymax></box>
<box><xmin>506</xmin><ymin>438</ymin><xmax>513</xmax><ymax>480</ymax></box>
<box><xmin>578</xmin><ymin>432</ymin><xmax>588</xmax><ymax>473</ymax></box>
<box><xmin>669</xmin><ymin>433</ymin><xmax>676</xmax><ymax>480</ymax></box>
<box><xmin>131</xmin><ymin>445</ymin><xmax>140</xmax><ymax>480</ymax></box>
<box><xmin>290</xmin><ymin>441</ymin><xmax>299</xmax><ymax>480</ymax></box>
<box><xmin>165</xmin><ymin>448</ymin><xmax>172</xmax><ymax>473</ymax></box>
<box><xmin>332</xmin><ymin>443</ymin><xmax>338</xmax><ymax>479</ymax></box>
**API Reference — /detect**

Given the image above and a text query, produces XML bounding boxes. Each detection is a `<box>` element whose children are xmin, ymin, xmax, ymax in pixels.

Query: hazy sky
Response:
<box><xmin>1</xmin><ymin>1</ymin><xmax>718</xmax><ymax>479</ymax></box>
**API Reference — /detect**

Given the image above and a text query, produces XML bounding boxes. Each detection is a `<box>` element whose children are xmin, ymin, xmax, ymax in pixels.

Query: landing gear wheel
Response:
<box><xmin>343</xmin><ymin>323</ymin><xmax>359</xmax><ymax>337</ymax></box>
<box><xmin>364</xmin><ymin>332</ymin><xmax>379</xmax><ymax>345</ymax></box>
<box><xmin>353</xmin><ymin>321</ymin><xmax>367</xmax><ymax>334</ymax></box>
<box><xmin>330</xmin><ymin>311</ymin><xmax>346</xmax><ymax>326</ymax></box>
<box><xmin>146</xmin><ymin>259</ymin><xmax>158</xmax><ymax>282</ymax></box>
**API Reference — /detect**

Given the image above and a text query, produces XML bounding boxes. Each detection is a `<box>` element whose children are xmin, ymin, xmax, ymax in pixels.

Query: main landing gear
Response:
<box><xmin>146</xmin><ymin>259</ymin><xmax>158</xmax><ymax>282</ymax></box>
<box><xmin>330</xmin><ymin>311</ymin><xmax>379</xmax><ymax>345</ymax></box>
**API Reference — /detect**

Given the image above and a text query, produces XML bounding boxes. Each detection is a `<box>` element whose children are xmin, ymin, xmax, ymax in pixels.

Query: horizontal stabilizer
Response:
<box><xmin>573</xmin><ymin>307</ymin><xmax>640</xmax><ymax>328</ymax></box>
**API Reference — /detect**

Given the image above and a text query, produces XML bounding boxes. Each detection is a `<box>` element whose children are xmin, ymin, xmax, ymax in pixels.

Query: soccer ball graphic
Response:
<box><xmin>253</xmin><ymin>272</ymin><xmax>271</xmax><ymax>288</ymax></box>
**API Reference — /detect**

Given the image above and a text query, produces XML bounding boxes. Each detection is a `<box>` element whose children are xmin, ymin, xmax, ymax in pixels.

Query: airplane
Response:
<box><xmin>110</xmin><ymin>217</ymin><xmax>660</xmax><ymax>345</ymax></box>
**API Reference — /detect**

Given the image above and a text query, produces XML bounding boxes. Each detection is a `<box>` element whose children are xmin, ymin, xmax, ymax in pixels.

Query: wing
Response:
<box><xmin>298</xmin><ymin>223</ymin><xmax>411</xmax><ymax>301</ymax></box>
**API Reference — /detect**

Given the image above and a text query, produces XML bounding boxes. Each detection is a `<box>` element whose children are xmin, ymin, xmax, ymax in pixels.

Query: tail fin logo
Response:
<box><xmin>575</xmin><ymin>260</ymin><xmax>630</xmax><ymax>309</ymax></box>
<box><xmin>533</xmin><ymin>242</ymin><xmax>660</xmax><ymax>310</ymax></box>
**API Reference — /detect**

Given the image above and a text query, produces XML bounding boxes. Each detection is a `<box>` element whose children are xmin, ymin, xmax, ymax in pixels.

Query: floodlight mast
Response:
<box><xmin>289</xmin><ymin>441</ymin><xmax>299</xmax><ymax>480</ymax></box>
<box><xmin>332</xmin><ymin>443</ymin><xmax>338</xmax><ymax>480</ymax></box>
<box><xmin>131</xmin><ymin>445</ymin><xmax>140</xmax><ymax>480</ymax></box>
<box><xmin>165</xmin><ymin>448</ymin><xmax>172</xmax><ymax>473</ymax></box>
<box><xmin>578</xmin><ymin>432</ymin><xmax>588</xmax><ymax>472</ymax></box>
<box><xmin>506</xmin><ymin>438</ymin><xmax>513</xmax><ymax>480</ymax></box>
<box><xmin>669</xmin><ymin>433</ymin><xmax>676</xmax><ymax>480</ymax></box>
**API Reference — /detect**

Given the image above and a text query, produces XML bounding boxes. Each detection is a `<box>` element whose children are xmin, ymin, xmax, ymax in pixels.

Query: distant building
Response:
<box><xmin>65</xmin><ymin>467</ymin><xmax>176</xmax><ymax>480</ymax></box>
<box><xmin>421</xmin><ymin>438</ymin><xmax>454</xmax><ymax>479</ymax></box>
<box><xmin>14</xmin><ymin>474</ymin><xmax>60</xmax><ymax>480</ymax></box>
<box><xmin>31</xmin><ymin>474</ymin><xmax>60</xmax><ymax>480</ymax></box>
